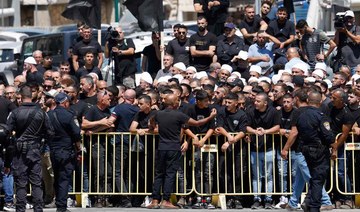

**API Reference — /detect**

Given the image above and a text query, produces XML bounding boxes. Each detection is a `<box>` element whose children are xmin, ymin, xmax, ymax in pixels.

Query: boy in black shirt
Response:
<box><xmin>215</xmin><ymin>92</ymin><xmax>248</xmax><ymax>209</ymax></box>
<box><xmin>187</xmin><ymin>90</ymin><xmax>216</xmax><ymax>209</ymax></box>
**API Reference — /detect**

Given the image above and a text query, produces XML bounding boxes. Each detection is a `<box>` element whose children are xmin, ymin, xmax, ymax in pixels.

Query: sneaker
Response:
<box><xmin>103</xmin><ymin>198</ymin><xmax>113</xmax><ymax>207</ymax></box>
<box><xmin>94</xmin><ymin>199</ymin><xmax>103</xmax><ymax>208</ymax></box>
<box><xmin>234</xmin><ymin>200</ymin><xmax>243</xmax><ymax>209</ymax></box>
<box><xmin>44</xmin><ymin>199</ymin><xmax>56</xmax><ymax>208</ymax></box>
<box><xmin>205</xmin><ymin>197</ymin><xmax>216</xmax><ymax>209</ymax></box>
<box><xmin>226</xmin><ymin>199</ymin><xmax>234</xmax><ymax>209</ymax></box>
<box><xmin>26</xmin><ymin>202</ymin><xmax>33</xmax><ymax>209</ymax></box>
<box><xmin>177</xmin><ymin>196</ymin><xmax>187</xmax><ymax>207</ymax></box>
<box><xmin>265</xmin><ymin>202</ymin><xmax>273</xmax><ymax>209</ymax></box>
<box><xmin>285</xmin><ymin>204</ymin><xmax>298</xmax><ymax>211</ymax></box>
<box><xmin>251</xmin><ymin>200</ymin><xmax>263</xmax><ymax>209</ymax></box>
<box><xmin>86</xmin><ymin>197</ymin><xmax>91</xmax><ymax>208</ymax></box>
<box><xmin>206</xmin><ymin>203</ymin><xmax>216</xmax><ymax>209</ymax></box>
<box><xmin>67</xmin><ymin>198</ymin><xmax>76</xmax><ymax>208</ymax></box>
<box><xmin>320</xmin><ymin>204</ymin><xmax>335</xmax><ymax>211</ymax></box>
<box><xmin>274</xmin><ymin>196</ymin><xmax>288</xmax><ymax>209</ymax></box>
<box><xmin>141</xmin><ymin>196</ymin><xmax>152</xmax><ymax>208</ymax></box>
<box><xmin>192</xmin><ymin>197</ymin><xmax>203</xmax><ymax>209</ymax></box>
<box><xmin>3</xmin><ymin>202</ymin><xmax>15</xmax><ymax>211</ymax></box>
<box><xmin>339</xmin><ymin>200</ymin><xmax>354</xmax><ymax>209</ymax></box>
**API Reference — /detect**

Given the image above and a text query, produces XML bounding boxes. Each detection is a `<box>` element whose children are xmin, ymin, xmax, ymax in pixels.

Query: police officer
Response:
<box><xmin>47</xmin><ymin>92</ymin><xmax>82</xmax><ymax>212</ymax></box>
<box><xmin>6</xmin><ymin>85</ymin><xmax>54</xmax><ymax>212</ymax></box>
<box><xmin>294</xmin><ymin>91</ymin><xmax>335</xmax><ymax>212</ymax></box>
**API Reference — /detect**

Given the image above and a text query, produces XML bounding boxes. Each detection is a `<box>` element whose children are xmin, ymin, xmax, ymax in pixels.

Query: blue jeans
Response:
<box><xmin>277</xmin><ymin>148</ymin><xmax>290</xmax><ymax>193</ymax></box>
<box><xmin>250</xmin><ymin>150</ymin><xmax>273</xmax><ymax>202</ymax></box>
<box><xmin>3</xmin><ymin>173</ymin><xmax>14</xmax><ymax>203</ymax></box>
<box><xmin>288</xmin><ymin>152</ymin><xmax>332</xmax><ymax>208</ymax></box>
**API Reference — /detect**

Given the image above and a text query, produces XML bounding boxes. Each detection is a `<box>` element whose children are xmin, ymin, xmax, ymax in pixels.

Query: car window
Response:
<box><xmin>22</xmin><ymin>40</ymin><xmax>34</xmax><ymax>59</ymax></box>
<box><xmin>0</xmin><ymin>49</ymin><xmax>14</xmax><ymax>62</ymax></box>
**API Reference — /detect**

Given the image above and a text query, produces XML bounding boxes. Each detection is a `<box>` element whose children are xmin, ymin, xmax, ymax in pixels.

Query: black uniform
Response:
<box><xmin>296</xmin><ymin>106</ymin><xmax>334</xmax><ymax>211</ymax></box>
<box><xmin>6</xmin><ymin>103</ymin><xmax>54</xmax><ymax>212</ymax></box>
<box><xmin>48</xmin><ymin>106</ymin><xmax>81</xmax><ymax>212</ymax></box>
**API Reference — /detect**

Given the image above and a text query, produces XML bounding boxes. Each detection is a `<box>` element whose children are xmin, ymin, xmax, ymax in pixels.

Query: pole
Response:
<box><xmin>1</xmin><ymin>0</ymin><xmax>4</xmax><ymax>26</ymax></box>
<box><xmin>114</xmin><ymin>0</ymin><xmax>119</xmax><ymax>22</ymax></box>
<box><xmin>34</xmin><ymin>0</ymin><xmax>38</xmax><ymax>26</ymax></box>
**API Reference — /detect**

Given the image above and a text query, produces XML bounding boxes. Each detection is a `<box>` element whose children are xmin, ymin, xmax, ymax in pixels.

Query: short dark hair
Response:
<box><xmin>138</xmin><ymin>94</ymin><xmax>151</xmax><ymax>103</ymax></box>
<box><xmin>196</xmin><ymin>90</ymin><xmax>209</xmax><ymax>101</ymax></box>
<box><xmin>106</xmin><ymin>85</ymin><xmax>119</xmax><ymax>97</ymax></box>
<box><xmin>225</xmin><ymin>92</ymin><xmax>239</xmax><ymax>100</ymax></box>
<box><xmin>296</xmin><ymin>19</ymin><xmax>308</xmax><ymax>29</ymax></box>
<box><xmin>277</xmin><ymin>7</ymin><xmax>288</xmax><ymax>14</ymax></box>
<box><xmin>261</xmin><ymin>0</ymin><xmax>272</xmax><ymax>7</ymax></box>
<box><xmin>178</xmin><ymin>24</ymin><xmax>188</xmax><ymax>31</ymax></box>
<box><xmin>19</xmin><ymin>85</ymin><xmax>32</xmax><ymax>99</ymax></box>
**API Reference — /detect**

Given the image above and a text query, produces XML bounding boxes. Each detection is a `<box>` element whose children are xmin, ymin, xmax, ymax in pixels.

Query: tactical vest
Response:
<box><xmin>303</xmin><ymin>29</ymin><xmax>321</xmax><ymax>69</ymax></box>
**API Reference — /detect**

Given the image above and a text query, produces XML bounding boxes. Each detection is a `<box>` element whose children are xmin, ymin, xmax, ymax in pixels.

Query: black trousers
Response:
<box><xmin>151</xmin><ymin>150</ymin><xmax>181</xmax><ymax>201</ymax></box>
<box><xmin>13</xmin><ymin>149</ymin><xmax>43</xmax><ymax>212</ymax></box>
<box><xmin>51</xmin><ymin>149</ymin><xmax>75</xmax><ymax>211</ymax></box>
<box><xmin>302</xmin><ymin>145</ymin><xmax>330</xmax><ymax>212</ymax></box>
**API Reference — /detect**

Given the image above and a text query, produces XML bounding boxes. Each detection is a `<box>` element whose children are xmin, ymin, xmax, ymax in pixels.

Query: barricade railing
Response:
<box><xmin>334</xmin><ymin>132</ymin><xmax>360</xmax><ymax>195</ymax></box>
<box><xmin>66</xmin><ymin>131</ymin><xmax>359</xmax><ymax>207</ymax></box>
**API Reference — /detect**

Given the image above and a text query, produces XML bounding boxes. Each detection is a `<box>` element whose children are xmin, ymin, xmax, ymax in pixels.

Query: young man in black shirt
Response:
<box><xmin>189</xmin><ymin>16</ymin><xmax>217</xmax><ymax>72</ymax></box>
<box><xmin>76</xmin><ymin>52</ymin><xmax>103</xmax><ymax>81</ymax></box>
<box><xmin>215</xmin><ymin>92</ymin><xmax>248</xmax><ymax>209</ymax></box>
<box><xmin>147</xmin><ymin>94</ymin><xmax>216</xmax><ymax>209</ymax></box>
<box><xmin>129</xmin><ymin>95</ymin><xmax>157</xmax><ymax>206</ymax></box>
<box><xmin>266</xmin><ymin>7</ymin><xmax>295</xmax><ymax>65</ymax></box>
<box><xmin>239</xmin><ymin>5</ymin><xmax>268</xmax><ymax>47</ymax></box>
<box><xmin>187</xmin><ymin>90</ymin><xmax>216</xmax><ymax>209</ymax></box>
<box><xmin>166</xmin><ymin>25</ymin><xmax>191</xmax><ymax>66</ymax></box>
<box><xmin>246</xmin><ymin>92</ymin><xmax>281</xmax><ymax>209</ymax></box>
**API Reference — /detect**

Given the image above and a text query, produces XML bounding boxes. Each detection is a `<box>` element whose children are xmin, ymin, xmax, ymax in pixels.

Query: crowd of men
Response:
<box><xmin>1</xmin><ymin>0</ymin><xmax>360</xmax><ymax>211</ymax></box>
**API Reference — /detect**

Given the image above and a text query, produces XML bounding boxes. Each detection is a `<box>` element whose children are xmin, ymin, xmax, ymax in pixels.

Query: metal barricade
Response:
<box><xmin>65</xmin><ymin>131</ymin><xmax>360</xmax><ymax>208</ymax></box>
<box><xmin>334</xmin><ymin>132</ymin><xmax>360</xmax><ymax>195</ymax></box>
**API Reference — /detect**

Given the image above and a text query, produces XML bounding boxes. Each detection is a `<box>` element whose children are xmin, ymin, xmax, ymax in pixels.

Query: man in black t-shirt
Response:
<box><xmin>142</xmin><ymin>32</ymin><xmax>161</xmax><ymax>79</ymax></box>
<box><xmin>81</xmin><ymin>90</ymin><xmax>113</xmax><ymax>207</ymax></box>
<box><xmin>186</xmin><ymin>90</ymin><xmax>216</xmax><ymax>209</ymax></box>
<box><xmin>328</xmin><ymin>88</ymin><xmax>355</xmax><ymax>208</ymax></box>
<box><xmin>246</xmin><ymin>92</ymin><xmax>280</xmax><ymax>209</ymax></box>
<box><xmin>266</xmin><ymin>7</ymin><xmax>295</xmax><ymax>65</ymax></box>
<box><xmin>147</xmin><ymin>94</ymin><xmax>216</xmax><ymax>209</ymax></box>
<box><xmin>189</xmin><ymin>16</ymin><xmax>217</xmax><ymax>72</ymax></box>
<box><xmin>166</xmin><ymin>25</ymin><xmax>191</xmax><ymax>66</ymax></box>
<box><xmin>215</xmin><ymin>92</ymin><xmax>248</xmax><ymax>209</ymax></box>
<box><xmin>193</xmin><ymin>0</ymin><xmax>229</xmax><ymax>36</ymax></box>
<box><xmin>72</xmin><ymin>25</ymin><xmax>103</xmax><ymax>72</ymax></box>
<box><xmin>239</xmin><ymin>5</ymin><xmax>268</xmax><ymax>47</ymax></box>
<box><xmin>129</xmin><ymin>95</ymin><xmax>157</xmax><ymax>198</ymax></box>
<box><xmin>76</xmin><ymin>52</ymin><xmax>103</xmax><ymax>81</ymax></box>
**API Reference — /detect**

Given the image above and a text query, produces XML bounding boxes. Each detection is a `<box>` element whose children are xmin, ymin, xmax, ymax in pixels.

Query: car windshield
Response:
<box><xmin>0</xmin><ymin>49</ymin><xmax>14</xmax><ymax>62</ymax></box>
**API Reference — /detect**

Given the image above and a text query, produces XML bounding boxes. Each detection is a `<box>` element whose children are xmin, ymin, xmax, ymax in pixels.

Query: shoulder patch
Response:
<box><xmin>323</xmin><ymin>121</ymin><xmax>330</xmax><ymax>131</ymax></box>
